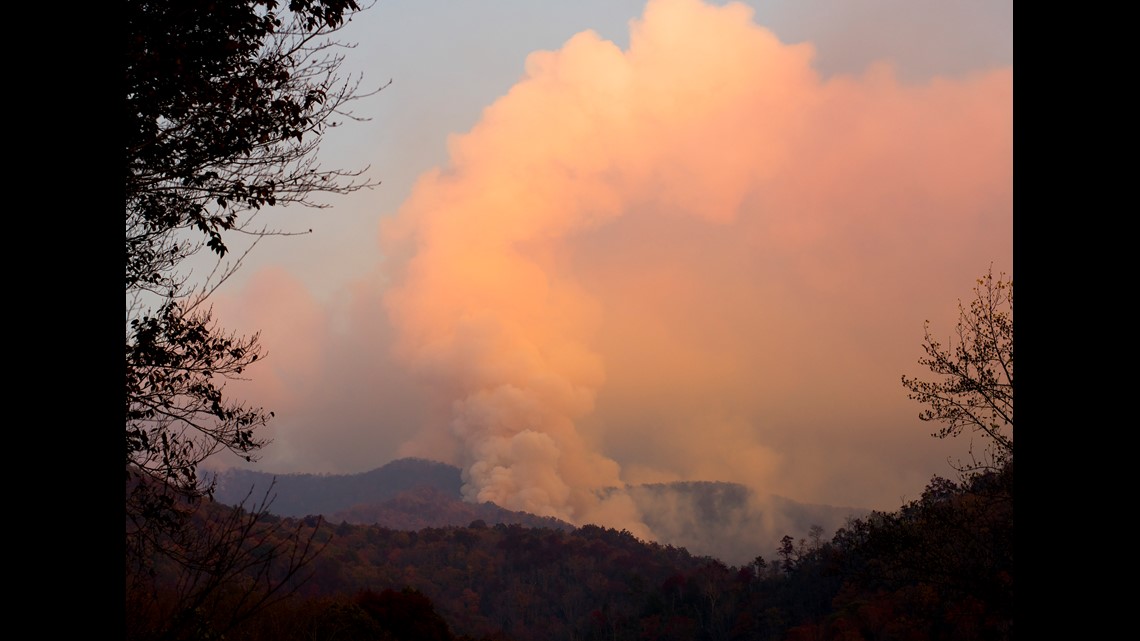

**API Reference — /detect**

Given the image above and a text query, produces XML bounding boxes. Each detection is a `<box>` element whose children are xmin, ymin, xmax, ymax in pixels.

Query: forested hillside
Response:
<box><xmin>130</xmin><ymin>462</ymin><xmax>1012</xmax><ymax>640</ymax></box>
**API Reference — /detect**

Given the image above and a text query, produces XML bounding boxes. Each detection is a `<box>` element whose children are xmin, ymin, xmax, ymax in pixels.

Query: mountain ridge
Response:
<box><xmin>210</xmin><ymin>457</ymin><xmax>868</xmax><ymax>565</ymax></box>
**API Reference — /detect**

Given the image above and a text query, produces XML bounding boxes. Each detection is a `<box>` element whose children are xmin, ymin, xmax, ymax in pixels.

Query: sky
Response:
<box><xmin>206</xmin><ymin>0</ymin><xmax>1013</xmax><ymax>527</ymax></box>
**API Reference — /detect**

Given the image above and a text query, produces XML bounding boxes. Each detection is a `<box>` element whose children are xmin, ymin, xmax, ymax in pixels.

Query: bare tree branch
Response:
<box><xmin>901</xmin><ymin>267</ymin><xmax>1013</xmax><ymax>475</ymax></box>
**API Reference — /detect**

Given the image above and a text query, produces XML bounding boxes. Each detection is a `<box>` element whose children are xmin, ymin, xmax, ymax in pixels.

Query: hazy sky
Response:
<box><xmin>207</xmin><ymin>0</ymin><xmax>1013</xmax><ymax>523</ymax></box>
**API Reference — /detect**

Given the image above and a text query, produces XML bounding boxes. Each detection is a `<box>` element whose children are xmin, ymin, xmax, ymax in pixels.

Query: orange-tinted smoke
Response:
<box><xmin>382</xmin><ymin>0</ymin><xmax>1011</xmax><ymax>523</ymax></box>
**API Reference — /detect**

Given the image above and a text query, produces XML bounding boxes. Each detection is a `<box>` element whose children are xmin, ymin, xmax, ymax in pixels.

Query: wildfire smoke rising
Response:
<box><xmin>380</xmin><ymin>0</ymin><xmax>1012</xmax><ymax>532</ymax></box>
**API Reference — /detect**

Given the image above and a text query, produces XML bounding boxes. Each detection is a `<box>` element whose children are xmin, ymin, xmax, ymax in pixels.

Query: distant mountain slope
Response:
<box><xmin>330</xmin><ymin>486</ymin><xmax>574</xmax><ymax>531</ymax></box>
<box><xmin>211</xmin><ymin>458</ymin><xmax>868</xmax><ymax>564</ymax></box>
<box><xmin>211</xmin><ymin>457</ymin><xmax>462</xmax><ymax>517</ymax></box>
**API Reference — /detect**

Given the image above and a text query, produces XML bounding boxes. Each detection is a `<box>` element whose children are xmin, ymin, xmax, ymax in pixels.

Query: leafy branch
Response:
<box><xmin>902</xmin><ymin>267</ymin><xmax>1013</xmax><ymax>473</ymax></box>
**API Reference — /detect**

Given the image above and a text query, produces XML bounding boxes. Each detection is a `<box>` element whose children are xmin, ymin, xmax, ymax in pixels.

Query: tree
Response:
<box><xmin>126</xmin><ymin>0</ymin><xmax>378</xmax><ymax>538</ymax></box>
<box><xmin>901</xmin><ymin>267</ymin><xmax>1013</xmax><ymax>473</ymax></box>
<box><xmin>778</xmin><ymin>535</ymin><xmax>797</xmax><ymax>574</ymax></box>
<box><xmin>125</xmin><ymin>484</ymin><xmax>330</xmax><ymax>641</ymax></box>
<box><xmin>126</xmin><ymin>0</ymin><xmax>380</xmax><ymax>634</ymax></box>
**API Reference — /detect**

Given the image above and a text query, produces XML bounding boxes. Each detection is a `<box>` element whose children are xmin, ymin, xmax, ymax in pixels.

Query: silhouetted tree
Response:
<box><xmin>778</xmin><ymin>535</ymin><xmax>797</xmax><ymax>574</ymax></box>
<box><xmin>126</xmin><ymin>0</ymin><xmax>380</xmax><ymax>636</ymax></box>
<box><xmin>901</xmin><ymin>266</ymin><xmax>1013</xmax><ymax>473</ymax></box>
<box><xmin>355</xmin><ymin>588</ymin><xmax>455</xmax><ymax>641</ymax></box>
<box><xmin>126</xmin><ymin>0</ymin><xmax>379</xmax><ymax>549</ymax></box>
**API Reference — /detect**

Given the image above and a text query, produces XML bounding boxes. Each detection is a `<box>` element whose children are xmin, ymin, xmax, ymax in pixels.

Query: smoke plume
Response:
<box><xmin>380</xmin><ymin>0</ymin><xmax>1011</xmax><ymax>531</ymax></box>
